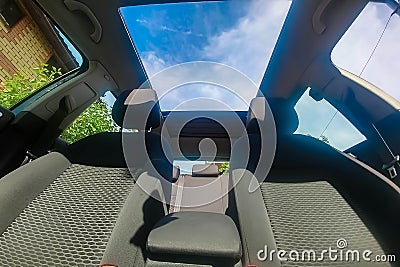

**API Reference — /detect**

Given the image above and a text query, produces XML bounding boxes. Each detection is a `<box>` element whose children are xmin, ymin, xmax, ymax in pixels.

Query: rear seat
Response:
<box><xmin>0</xmin><ymin>89</ymin><xmax>173</xmax><ymax>266</ymax></box>
<box><xmin>172</xmin><ymin>163</ymin><xmax>229</xmax><ymax>213</ymax></box>
<box><xmin>192</xmin><ymin>163</ymin><xmax>219</xmax><ymax>177</ymax></box>
<box><xmin>230</xmin><ymin>97</ymin><xmax>400</xmax><ymax>266</ymax></box>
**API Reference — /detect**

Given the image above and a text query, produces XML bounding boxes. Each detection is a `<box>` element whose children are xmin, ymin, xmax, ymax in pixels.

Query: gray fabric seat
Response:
<box><xmin>192</xmin><ymin>163</ymin><xmax>219</xmax><ymax>177</ymax></box>
<box><xmin>0</xmin><ymin>89</ymin><xmax>172</xmax><ymax>266</ymax></box>
<box><xmin>146</xmin><ymin>211</ymin><xmax>242</xmax><ymax>267</ymax></box>
<box><xmin>0</xmin><ymin>153</ymin><xmax>138</xmax><ymax>265</ymax></box>
<box><xmin>261</xmin><ymin>180</ymin><xmax>386</xmax><ymax>267</ymax></box>
<box><xmin>229</xmin><ymin>98</ymin><xmax>400</xmax><ymax>267</ymax></box>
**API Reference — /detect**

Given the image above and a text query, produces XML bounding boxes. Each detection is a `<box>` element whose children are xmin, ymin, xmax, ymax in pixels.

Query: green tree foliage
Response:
<box><xmin>0</xmin><ymin>63</ymin><xmax>61</xmax><ymax>108</ymax></box>
<box><xmin>219</xmin><ymin>162</ymin><xmax>230</xmax><ymax>174</ymax></box>
<box><xmin>0</xmin><ymin>63</ymin><xmax>118</xmax><ymax>144</ymax></box>
<box><xmin>60</xmin><ymin>99</ymin><xmax>118</xmax><ymax>143</ymax></box>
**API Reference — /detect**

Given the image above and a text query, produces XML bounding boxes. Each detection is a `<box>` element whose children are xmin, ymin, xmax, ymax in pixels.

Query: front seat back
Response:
<box><xmin>0</xmin><ymin>89</ymin><xmax>172</xmax><ymax>266</ymax></box>
<box><xmin>230</xmin><ymin>97</ymin><xmax>400</xmax><ymax>266</ymax></box>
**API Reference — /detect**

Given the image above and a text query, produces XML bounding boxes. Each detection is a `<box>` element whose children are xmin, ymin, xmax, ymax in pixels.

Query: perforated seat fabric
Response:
<box><xmin>261</xmin><ymin>181</ymin><xmax>389</xmax><ymax>267</ymax></box>
<box><xmin>0</xmin><ymin>89</ymin><xmax>173</xmax><ymax>266</ymax></box>
<box><xmin>0</xmin><ymin>152</ymin><xmax>169</xmax><ymax>267</ymax></box>
<box><xmin>230</xmin><ymin>133</ymin><xmax>400</xmax><ymax>267</ymax></box>
<box><xmin>0</xmin><ymin>164</ymin><xmax>142</xmax><ymax>266</ymax></box>
<box><xmin>229</xmin><ymin>98</ymin><xmax>400</xmax><ymax>266</ymax></box>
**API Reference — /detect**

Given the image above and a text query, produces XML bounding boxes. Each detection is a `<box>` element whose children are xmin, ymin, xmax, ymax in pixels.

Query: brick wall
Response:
<box><xmin>0</xmin><ymin>2</ymin><xmax>53</xmax><ymax>85</ymax></box>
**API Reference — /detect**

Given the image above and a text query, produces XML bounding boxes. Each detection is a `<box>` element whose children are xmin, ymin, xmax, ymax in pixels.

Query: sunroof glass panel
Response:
<box><xmin>120</xmin><ymin>1</ymin><xmax>291</xmax><ymax>110</ymax></box>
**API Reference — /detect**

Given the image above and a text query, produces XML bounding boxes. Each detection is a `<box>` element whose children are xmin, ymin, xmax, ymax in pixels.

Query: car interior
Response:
<box><xmin>0</xmin><ymin>0</ymin><xmax>399</xmax><ymax>266</ymax></box>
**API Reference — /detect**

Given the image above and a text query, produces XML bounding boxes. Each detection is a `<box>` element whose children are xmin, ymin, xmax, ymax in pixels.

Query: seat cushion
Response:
<box><xmin>230</xmin><ymin>134</ymin><xmax>400</xmax><ymax>266</ymax></box>
<box><xmin>0</xmin><ymin>163</ymin><xmax>142</xmax><ymax>266</ymax></box>
<box><xmin>261</xmin><ymin>181</ymin><xmax>389</xmax><ymax>266</ymax></box>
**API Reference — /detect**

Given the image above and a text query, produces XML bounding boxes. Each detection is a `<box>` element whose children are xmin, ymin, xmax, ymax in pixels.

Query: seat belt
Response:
<box><xmin>30</xmin><ymin>95</ymin><xmax>73</xmax><ymax>157</ymax></box>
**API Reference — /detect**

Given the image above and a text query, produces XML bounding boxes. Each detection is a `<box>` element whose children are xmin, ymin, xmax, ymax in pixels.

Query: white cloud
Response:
<box><xmin>169</xmin><ymin>84</ymin><xmax>248</xmax><ymax>111</ymax></box>
<box><xmin>136</xmin><ymin>18</ymin><xmax>148</xmax><ymax>24</ymax></box>
<box><xmin>202</xmin><ymin>0</ymin><xmax>291</xmax><ymax>85</ymax></box>
<box><xmin>139</xmin><ymin>60</ymin><xmax>259</xmax><ymax>110</ymax></box>
<box><xmin>136</xmin><ymin>16</ymin><xmax>203</xmax><ymax>37</ymax></box>
<box><xmin>141</xmin><ymin>51</ymin><xmax>168</xmax><ymax>76</ymax></box>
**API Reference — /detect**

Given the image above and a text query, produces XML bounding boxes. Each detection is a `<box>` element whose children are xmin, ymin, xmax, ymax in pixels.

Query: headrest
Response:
<box><xmin>246</xmin><ymin>97</ymin><xmax>267</xmax><ymax>134</ymax></box>
<box><xmin>246</xmin><ymin>97</ymin><xmax>298</xmax><ymax>134</ymax></box>
<box><xmin>112</xmin><ymin>89</ymin><xmax>162</xmax><ymax>130</ymax></box>
<box><xmin>192</xmin><ymin>164</ymin><xmax>219</xmax><ymax>177</ymax></box>
<box><xmin>173</xmin><ymin>165</ymin><xmax>180</xmax><ymax>180</ymax></box>
<box><xmin>268</xmin><ymin>98</ymin><xmax>299</xmax><ymax>134</ymax></box>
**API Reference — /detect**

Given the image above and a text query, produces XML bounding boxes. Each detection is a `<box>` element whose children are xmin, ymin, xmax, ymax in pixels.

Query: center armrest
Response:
<box><xmin>147</xmin><ymin>211</ymin><xmax>241</xmax><ymax>262</ymax></box>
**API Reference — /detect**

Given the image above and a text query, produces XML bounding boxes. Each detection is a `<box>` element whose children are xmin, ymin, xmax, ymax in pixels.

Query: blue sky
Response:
<box><xmin>58</xmin><ymin>29</ymin><xmax>83</xmax><ymax>66</ymax></box>
<box><xmin>117</xmin><ymin>1</ymin><xmax>400</xmax><ymax>152</ymax></box>
<box><xmin>120</xmin><ymin>0</ymin><xmax>291</xmax><ymax>111</ymax></box>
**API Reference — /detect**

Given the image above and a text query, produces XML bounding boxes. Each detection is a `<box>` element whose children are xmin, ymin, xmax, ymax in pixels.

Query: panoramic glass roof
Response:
<box><xmin>332</xmin><ymin>2</ymin><xmax>400</xmax><ymax>101</ymax></box>
<box><xmin>119</xmin><ymin>0</ymin><xmax>291</xmax><ymax>111</ymax></box>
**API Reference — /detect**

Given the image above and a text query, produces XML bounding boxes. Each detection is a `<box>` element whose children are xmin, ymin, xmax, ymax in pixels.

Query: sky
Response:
<box><xmin>58</xmin><ymin>28</ymin><xmax>83</xmax><ymax>66</ymax></box>
<box><xmin>120</xmin><ymin>0</ymin><xmax>291</xmax><ymax>111</ymax></box>
<box><xmin>118</xmin><ymin>1</ymin><xmax>400</xmax><ymax>152</ymax></box>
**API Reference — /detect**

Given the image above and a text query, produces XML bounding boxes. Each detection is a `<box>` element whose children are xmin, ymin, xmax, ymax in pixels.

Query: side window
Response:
<box><xmin>61</xmin><ymin>91</ymin><xmax>119</xmax><ymax>143</ymax></box>
<box><xmin>331</xmin><ymin>2</ymin><xmax>400</xmax><ymax>101</ymax></box>
<box><xmin>0</xmin><ymin>1</ymin><xmax>83</xmax><ymax>109</ymax></box>
<box><xmin>294</xmin><ymin>88</ymin><xmax>366</xmax><ymax>151</ymax></box>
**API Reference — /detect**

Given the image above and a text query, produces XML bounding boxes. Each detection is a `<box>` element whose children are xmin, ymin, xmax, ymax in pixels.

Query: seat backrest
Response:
<box><xmin>112</xmin><ymin>88</ymin><xmax>162</xmax><ymax>131</ymax></box>
<box><xmin>172</xmin><ymin>165</ymin><xmax>180</xmax><ymax>181</ymax></box>
<box><xmin>0</xmin><ymin>151</ymin><xmax>168</xmax><ymax>267</ymax></box>
<box><xmin>229</xmin><ymin>97</ymin><xmax>282</xmax><ymax>267</ymax></box>
<box><xmin>229</xmin><ymin>97</ymin><xmax>400</xmax><ymax>266</ymax></box>
<box><xmin>0</xmin><ymin>89</ymin><xmax>173</xmax><ymax>266</ymax></box>
<box><xmin>192</xmin><ymin>163</ymin><xmax>219</xmax><ymax>177</ymax></box>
